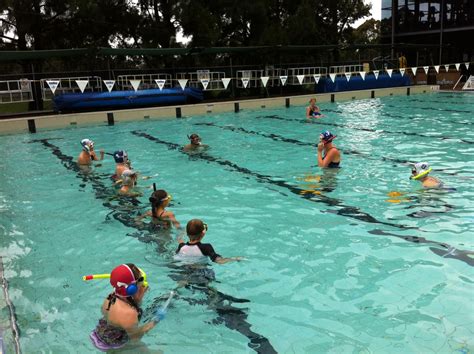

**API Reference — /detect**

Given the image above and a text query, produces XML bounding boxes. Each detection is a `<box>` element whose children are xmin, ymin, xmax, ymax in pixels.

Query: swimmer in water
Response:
<box><xmin>78</xmin><ymin>139</ymin><xmax>104</xmax><ymax>166</ymax></box>
<box><xmin>306</xmin><ymin>98</ymin><xmax>324</xmax><ymax>119</ymax></box>
<box><xmin>136</xmin><ymin>189</ymin><xmax>181</xmax><ymax>229</ymax></box>
<box><xmin>118</xmin><ymin>169</ymin><xmax>142</xmax><ymax>196</ymax></box>
<box><xmin>410</xmin><ymin>162</ymin><xmax>444</xmax><ymax>189</ymax></box>
<box><xmin>113</xmin><ymin>150</ymin><xmax>131</xmax><ymax>180</ymax></box>
<box><xmin>317</xmin><ymin>131</ymin><xmax>341</xmax><ymax>168</ymax></box>
<box><xmin>175</xmin><ymin>219</ymin><xmax>242</xmax><ymax>264</ymax></box>
<box><xmin>183</xmin><ymin>133</ymin><xmax>209</xmax><ymax>152</ymax></box>
<box><xmin>89</xmin><ymin>264</ymin><xmax>156</xmax><ymax>352</ymax></box>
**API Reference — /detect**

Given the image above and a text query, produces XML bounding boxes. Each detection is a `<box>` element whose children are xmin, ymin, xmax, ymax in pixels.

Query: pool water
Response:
<box><xmin>0</xmin><ymin>92</ymin><xmax>473</xmax><ymax>353</ymax></box>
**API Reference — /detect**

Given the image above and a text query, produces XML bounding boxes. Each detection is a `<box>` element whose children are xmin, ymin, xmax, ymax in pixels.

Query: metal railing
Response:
<box><xmin>116</xmin><ymin>73</ymin><xmax>172</xmax><ymax>90</ymax></box>
<box><xmin>176</xmin><ymin>71</ymin><xmax>227</xmax><ymax>90</ymax></box>
<box><xmin>287</xmin><ymin>67</ymin><xmax>327</xmax><ymax>85</ymax></box>
<box><xmin>236</xmin><ymin>70</ymin><xmax>264</xmax><ymax>88</ymax></box>
<box><xmin>40</xmin><ymin>76</ymin><xmax>103</xmax><ymax>100</ymax></box>
<box><xmin>0</xmin><ymin>79</ymin><xmax>33</xmax><ymax>104</ymax></box>
<box><xmin>329</xmin><ymin>65</ymin><xmax>364</xmax><ymax>74</ymax></box>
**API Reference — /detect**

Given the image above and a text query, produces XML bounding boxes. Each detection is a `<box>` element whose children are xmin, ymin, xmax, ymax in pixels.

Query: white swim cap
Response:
<box><xmin>81</xmin><ymin>139</ymin><xmax>94</xmax><ymax>152</ymax></box>
<box><xmin>410</xmin><ymin>162</ymin><xmax>432</xmax><ymax>180</ymax></box>
<box><xmin>121</xmin><ymin>169</ymin><xmax>137</xmax><ymax>185</ymax></box>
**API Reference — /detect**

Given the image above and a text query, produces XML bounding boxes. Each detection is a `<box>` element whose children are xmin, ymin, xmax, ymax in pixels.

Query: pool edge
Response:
<box><xmin>0</xmin><ymin>85</ymin><xmax>437</xmax><ymax>136</ymax></box>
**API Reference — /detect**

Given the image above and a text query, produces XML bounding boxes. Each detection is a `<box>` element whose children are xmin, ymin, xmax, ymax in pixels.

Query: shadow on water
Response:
<box><xmin>194</xmin><ymin>121</ymin><xmax>411</xmax><ymax>165</ymax></box>
<box><xmin>29</xmin><ymin>138</ymin><xmax>277</xmax><ymax>354</ymax></box>
<box><xmin>130</xmin><ymin>131</ymin><xmax>474</xmax><ymax>267</ymax></box>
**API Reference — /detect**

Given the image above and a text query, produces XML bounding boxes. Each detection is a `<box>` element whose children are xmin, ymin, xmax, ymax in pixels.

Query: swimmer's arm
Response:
<box><xmin>318</xmin><ymin>147</ymin><xmax>338</xmax><ymax>168</ymax></box>
<box><xmin>215</xmin><ymin>256</ymin><xmax>243</xmax><ymax>264</ymax></box>
<box><xmin>125</xmin><ymin>322</ymin><xmax>156</xmax><ymax>340</ymax></box>
<box><xmin>317</xmin><ymin>144</ymin><xmax>325</xmax><ymax>167</ymax></box>
<box><xmin>306</xmin><ymin>107</ymin><xmax>312</xmax><ymax>118</ymax></box>
<box><xmin>177</xmin><ymin>230</ymin><xmax>186</xmax><ymax>244</ymax></box>
<box><xmin>135</xmin><ymin>211</ymin><xmax>151</xmax><ymax>221</ymax></box>
<box><xmin>128</xmin><ymin>191</ymin><xmax>143</xmax><ymax>197</ymax></box>
<box><xmin>90</xmin><ymin>150</ymin><xmax>104</xmax><ymax>161</ymax></box>
<box><xmin>167</xmin><ymin>212</ymin><xmax>181</xmax><ymax>229</ymax></box>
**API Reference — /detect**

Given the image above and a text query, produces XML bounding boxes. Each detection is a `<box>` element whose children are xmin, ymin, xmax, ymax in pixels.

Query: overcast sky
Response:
<box><xmin>354</xmin><ymin>0</ymin><xmax>382</xmax><ymax>27</ymax></box>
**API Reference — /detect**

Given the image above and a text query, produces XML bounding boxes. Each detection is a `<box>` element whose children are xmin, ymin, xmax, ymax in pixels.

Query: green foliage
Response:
<box><xmin>0</xmin><ymin>0</ymin><xmax>374</xmax><ymax>69</ymax></box>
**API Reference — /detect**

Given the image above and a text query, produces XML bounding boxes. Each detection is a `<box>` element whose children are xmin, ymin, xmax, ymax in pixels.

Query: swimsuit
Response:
<box><xmin>90</xmin><ymin>294</ymin><xmax>142</xmax><ymax>351</ymax></box>
<box><xmin>90</xmin><ymin>319</ymin><xmax>129</xmax><ymax>351</ymax></box>
<box><xmin>150</xmin><ymin>210</ymin><xmax>172</xmax><ymax>230</ymax></box>
<box><xmin>309</xmin><ymin>107</ymin><xmax>321</xmax><ymax>116</ymax></box>
<box><xmin>322</xmin><ymin>148</ymin><xmax>340</xmax><ymax>168</ymax></box>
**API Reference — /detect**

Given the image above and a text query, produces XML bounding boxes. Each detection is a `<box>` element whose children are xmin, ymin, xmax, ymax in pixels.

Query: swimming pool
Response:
<box><xmin>0</xmin><ymin>92</ymin><xmax>473</xmax><ymax>353</ymax></box>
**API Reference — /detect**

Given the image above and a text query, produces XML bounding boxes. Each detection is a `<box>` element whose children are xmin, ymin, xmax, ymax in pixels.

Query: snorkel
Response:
<box><xmin>410</xmin><ymin>162</ymin><xmax>432</xmax><ymax>180</ymax></box>
<box><xmin>83</xmin><ymin>267</ymin><xmax>149</xmax><ymax>288</ymax></box>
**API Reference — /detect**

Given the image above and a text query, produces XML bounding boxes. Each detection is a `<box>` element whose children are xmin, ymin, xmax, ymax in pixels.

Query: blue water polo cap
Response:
<box><xmin>320</xmin><ymin>131</ymin><xmax>336</xmax><ymax>143</ymax></box>
<box><xmin>113</xmin><ymin>150</ymin><xmax>128</xmax><ymax>163</ymax></box>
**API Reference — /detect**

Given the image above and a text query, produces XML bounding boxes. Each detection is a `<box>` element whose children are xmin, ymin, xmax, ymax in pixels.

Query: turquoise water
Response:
<box><xmin>0</xmin><ymin>92</ymin><xmax>473</xmax><ymax>353</ymax></box>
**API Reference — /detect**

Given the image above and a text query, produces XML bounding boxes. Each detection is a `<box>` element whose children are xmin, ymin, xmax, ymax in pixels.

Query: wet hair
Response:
<box><xmin>188</xmin><ymin>133</ymin><xmax>200</xmax><ymax>140</ymax></box>
<box><xmin>149</xmin><ymin>189</ymin><xmax>168</xmax><ymax>217</ymax></box>
<box><xmin>126</xmin><ymin>263</ymin><xmax>142</xmax><ymax>280</ymax></box>
<box><xmin>186</xmin><ymin>219</ymin><xmax>205</xmax><ymax>241</ymax></box>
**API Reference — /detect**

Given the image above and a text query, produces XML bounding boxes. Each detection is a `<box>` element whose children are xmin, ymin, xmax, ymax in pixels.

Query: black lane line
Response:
<box><xmin>132</xmin><ymin>130</ymin><xmax>474</xmax><ymax>266</ymax></box>
<box><xmin>369</xmin><ymin>230</ymin><xmax>474</xmax><ymax>266</ymax></box>
<box><xmin>194</xmin><ymin>122</ymin><xmax>457</xmax><ymax>217</ymax></box>
<box><xmin>30</xmin><ymin>138</ymin><xmax>276</xmax><ymax>354</ymax></box>
<box><xmin>195</xmin><ymin>122</ymin><xmax>470</xmax><ymax>178</ymax></box>
<box><xmin>256</xmin><ymin>114</ymin><xmax>474</xmax><ymax>145</ymax></box>
<box><xmin>395</xmin><ymin>100</ymin><xmax>474</xmax><ymax>114</ymax></box>
<box><xmin>406</xmin><ymin>97</ymin><xmax>474</xmax><ymax>107</ymax></box>
<box><xmin>326</xmin><ymin>101</ymin><xmax>474</xmax><ymax>128</ymax></box>
<box><xmin>194</xmin><ymin>122</ymin><xmax>411</xmax><ymax>165</ymax></box>
<box><xmin>131</xmin><ymin>131</ymin><xmax>412</xmax><ymax>229</ymax></box>
<box><xmin>250</xmin><ymin>115</ymin><xmax>472</xmax><ymax>176</ymax></box>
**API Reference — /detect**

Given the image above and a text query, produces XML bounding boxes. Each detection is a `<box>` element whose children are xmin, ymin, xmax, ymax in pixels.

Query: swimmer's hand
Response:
<box><xmin>142</xmin><ymin>321</ymin><xmax>156</xmax><ymax>333</ymax></box>
<box><xmin>317</xmin><ymin>142</ymin><xmax>324</xmax><ymax>152</ymax></box>
<box><xmin>155</xmin><ymin>308</ymin><xmax>166</xmax><ymax>322</ymax></box>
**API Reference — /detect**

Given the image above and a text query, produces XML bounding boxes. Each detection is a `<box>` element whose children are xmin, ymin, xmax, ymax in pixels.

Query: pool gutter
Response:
<box><xmin>0</xmin><ymin>256</ymin><xmax>21</xmax><ymax>354</ymax></box>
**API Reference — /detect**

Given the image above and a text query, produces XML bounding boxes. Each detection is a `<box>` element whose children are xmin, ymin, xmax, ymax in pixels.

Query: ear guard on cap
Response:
<box><xmin>81</xmin><ymin>139</ymin><xmax>94</xmax><ymax>152</ymax></box>
<box><xmin>116</xmin><ymin>281</ymin><xmax>139</xmax><ymax>296</ymax></box>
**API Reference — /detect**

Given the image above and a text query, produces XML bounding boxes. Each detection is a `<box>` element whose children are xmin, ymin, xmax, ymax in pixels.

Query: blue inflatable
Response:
<box><xmin>53</xmin><ymin>87</ymin><xmax>204</xmax><ymax>112</ymax></box>
<box><xmin>317</xmin><ymin>73</ymin><xmax>410</xmax><ymax>93</ymax></box>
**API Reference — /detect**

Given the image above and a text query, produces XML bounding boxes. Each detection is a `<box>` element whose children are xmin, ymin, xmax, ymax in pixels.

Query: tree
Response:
<box><xmin>350</xmin><ymin>18</ymin><xmax>381</xmax><ymax>45</ymax></box>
